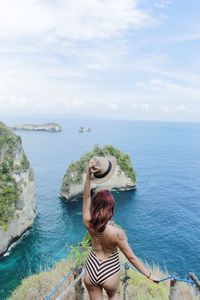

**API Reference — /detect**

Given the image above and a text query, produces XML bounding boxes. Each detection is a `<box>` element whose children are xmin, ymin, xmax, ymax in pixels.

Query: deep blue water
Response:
<box><xmin>0</xmin><ymin>116</ymin><xmax>200</xmax><ymax>299</ymax></box>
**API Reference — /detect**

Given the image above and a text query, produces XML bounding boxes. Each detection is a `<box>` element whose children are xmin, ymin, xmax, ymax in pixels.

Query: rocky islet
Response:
<box><xmin>60</xmin><ymin>145</ymin><xmax>136</xmax><ymax>201</ymax></box>
<box><xmin>12</xmin><ymin>122</ymin><xmax>62</xmax><ymax>132</ymax></box>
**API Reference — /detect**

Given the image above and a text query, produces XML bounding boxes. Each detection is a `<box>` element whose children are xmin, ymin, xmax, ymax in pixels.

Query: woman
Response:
<box><xmin>83</xmin><ymin>159</ymin><xmax>160</xmax><ymax>300</ymax></box>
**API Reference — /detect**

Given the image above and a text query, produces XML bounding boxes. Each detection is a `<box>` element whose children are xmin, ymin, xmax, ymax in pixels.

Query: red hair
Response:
<box><xmin>90</xmin><ymin>189</ymin><xmax>114</xmax><ymax>233</ymax></box>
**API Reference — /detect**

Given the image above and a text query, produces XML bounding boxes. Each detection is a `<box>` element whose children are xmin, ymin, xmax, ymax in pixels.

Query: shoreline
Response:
<box><xmin>60</xmin><ymin>185</ymin><xmax>137</xmax><ymax>201</ymax></box>
<box><xmin>0</xmin><ymin>228</ymin><xmax>31</xmax><ymax>259</ymax></box>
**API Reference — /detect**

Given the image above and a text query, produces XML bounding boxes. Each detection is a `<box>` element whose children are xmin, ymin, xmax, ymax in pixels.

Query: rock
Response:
<box><xmin>12</xmin><ymin>122</ymin><xmax>62</xmax><ymax>132</ymax></box>
<box><xmin>0</xmin><ymin>121</ymin><xmax>37</xmax><ymax>256</ymax></box>
<box><xmin>60</xmin><ymin>145</ymin><xmax>136</xmax><ymax>201</ymax></box>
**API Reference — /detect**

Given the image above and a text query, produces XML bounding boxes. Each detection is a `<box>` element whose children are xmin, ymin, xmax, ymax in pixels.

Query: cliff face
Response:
<box><xmin>0</xmin><ymin>121</ymin><xmax>37</xmax><ymax>256</ymax></box>
<box><xmin>60</xmin><ymin>145</ymin><xmax>136</xmax><ymax>201</ymax></box>
<box><xmin>12</xmin><ymin>122</ymin><xmax>62</xmax><ymax>132</ymax></box>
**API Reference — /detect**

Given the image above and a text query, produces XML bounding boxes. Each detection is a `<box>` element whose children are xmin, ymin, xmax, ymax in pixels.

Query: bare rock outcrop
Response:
<box><xmin>12</xmin><ymin>122</ymin><xmax>62</xmax><ymax>132</ymax></box>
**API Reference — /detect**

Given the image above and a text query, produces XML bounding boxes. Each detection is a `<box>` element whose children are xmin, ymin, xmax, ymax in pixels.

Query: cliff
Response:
<box><xmin>8</xmin><ymin>234</ymin><xmax>199</xmax><ymax>300</ymax></box>
<box><xmin>12</xmin><ymin>122</ymin><xmax>62</xmax><ymax>132</ymax></box>
<box><xmin>60</xmin><ymin>145</ymin><xmax>136</xmax><ymax>201</ymax></box>
<box><xmin>0</xmin><ymin>121</ymin><xmax>37</xmax><ymax>256</ymax></box>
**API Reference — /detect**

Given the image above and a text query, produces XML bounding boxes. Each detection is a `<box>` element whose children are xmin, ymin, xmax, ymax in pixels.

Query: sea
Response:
<box><xmin>0</xmin><ymin>116</ymin><xmax>200</xmax><ymax>299</ymax></box>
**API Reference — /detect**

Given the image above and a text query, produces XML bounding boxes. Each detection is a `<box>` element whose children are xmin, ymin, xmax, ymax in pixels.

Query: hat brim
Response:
<box><xmin>91</xmin><ymin>156</ymin><xmax>117</xmax><ymax>184</ymax></box>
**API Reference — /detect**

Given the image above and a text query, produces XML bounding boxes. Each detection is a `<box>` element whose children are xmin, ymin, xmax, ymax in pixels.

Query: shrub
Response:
<box><xmin>0</xmin><ymin>121</ymin><xmax>29</xmax><ymax>229</ymax></box>
<box><xmin>20</xmin><ymin>154</ymin><xmax>30</xmax><ymax>171</ymax></box>
<box><xmin>68</xmin><ymin>233</ymin><xmax>92</xmax><ymax>266</ymax></box>
<box><xmin>0</xmin><ymin>179</ymin><xmax>19</xmax><ymax>228</ymax></box>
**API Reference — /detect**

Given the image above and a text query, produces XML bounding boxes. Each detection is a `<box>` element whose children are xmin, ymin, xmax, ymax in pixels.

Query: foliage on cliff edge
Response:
<box><xmin>0</xmin><ymin>121</ymin><xmax>30</xmax><ymax>229</ymax></box>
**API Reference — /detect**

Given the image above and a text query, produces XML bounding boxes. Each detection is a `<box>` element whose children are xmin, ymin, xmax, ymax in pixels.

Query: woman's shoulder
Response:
<box><xmin>108</xmin><ymin>220</ymin><xmax>116</xmax><ymax>227</ymax></box>
<box><xmin>108</xmin><ymin>220</ymin><xmax>125</xmax><ymax>231</ymax></box>
<box><xmin>106</xmin><ymin>221</ymin><xmax>126</xmax><ymax>240</ymax></box>
<box><xmin>107</xmin><ymin>220</ymin><xmax>118</xmax><ymax>232</ymax></box>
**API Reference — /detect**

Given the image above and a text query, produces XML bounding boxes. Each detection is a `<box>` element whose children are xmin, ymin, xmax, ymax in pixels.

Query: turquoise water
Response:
<box><xmin>0</xmin><ymin>117</ymin><xmax>200</xmax><ymax>299</ymax></box>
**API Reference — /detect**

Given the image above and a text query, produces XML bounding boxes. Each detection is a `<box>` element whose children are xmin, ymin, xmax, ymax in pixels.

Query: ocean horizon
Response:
<box><xmin>0</xmin><ymin>116</ymin><xmax>200</xmax><ymax>299</ymax></box>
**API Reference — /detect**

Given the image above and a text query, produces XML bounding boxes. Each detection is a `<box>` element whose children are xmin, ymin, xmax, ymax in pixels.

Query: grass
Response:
<box><xmin>9</xmin><ymin>234</ymin><xmax>92</xmax><ymax>300</ymax></box>
<box><xmin>8</xmin><ymin>234</ymin><xmax>200</xmax><ymax>300</ymax></box>
<box><xmin>119</xmin><ymin>263</ymin><xmax>170</xmax><ymax>300</ymax></box>
<box><xmin>0</xmin><ymin>121</ymin><xmax>30</xmax><ymax>229</ymax></box>
<box><xmin>61</xmin><ymin>144</ymin><xmax>136</xmax><ymax>192</ymax></box>
<box><xmin>9</xmin><ymin>260</ymin><xmax>73</xmax><ymax>300</ymax></box>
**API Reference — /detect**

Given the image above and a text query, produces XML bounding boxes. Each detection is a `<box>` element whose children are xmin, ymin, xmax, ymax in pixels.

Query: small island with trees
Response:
<box><xmin>60</xmin><ymin>144</ymin><xmax>136</xmax><ymax>201</ymax></box>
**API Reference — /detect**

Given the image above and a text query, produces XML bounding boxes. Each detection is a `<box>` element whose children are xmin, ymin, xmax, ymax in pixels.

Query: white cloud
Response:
<box><xmin>84</xmin><ymin>40</ymin><xmax>128</xmax><ymax>72</ymax></box>
<box><xmin>175</xmin><ymin>104</ymin><xmax>186</xmax><ymax>111</ymax></box>
<box><xmin>165</xmin><ymin>34</ymin><xmax>200</xmax><ymax>43</ymax></box>
<box><xmin>0</xmin><ymin>95</ymin><xmax>85</xmax><ymax>114</ymax></box>
<box><xmin>130</xmin><ymin>103</ymin><xmax>151</xmax><ymax>111</ymax></box>
<box><xmin>0</xmin><ymin>0</ymin><xmax>52</xmax><ymax>40</ymax></box>
<box><xmin>161</xmin><ymin>106</ymin><xmax>171</xmax><ymax>113</ymax></box>
<box><xmin>34</xmin><ymin>103</ymin><xmax>55</xmax><ymax>110</ymax></box>
<box><xmin>154</xmin><ymin>0</ymin><xmax>172</xmax><ymax>9</ymax></box>
<box><xmin>63</xmin><ymin>98</ymin><xmax>85</xmax><ymax>109</ymax></box>
<box><xmin>131</xmin><ymin>104</ymin><xmax>138</xmax><ymax>110</ymax></box>
<box><xmin>0</xmin><ymin>0</ymin><xmax>153</xmax><ymax>41</ymax></box>
<box><xmin>161</xmin><ymin>104</ymin><xmax>198</xmax><ymax>115</ymax></box>
<box><xmin>135</xmin><ymin>78</ymin><xmax>200</xmax><ymax>101</ymax></box>
<box><xmin>0</xmin><ymin>1</ymin><xmax>199</xmax><ymax>122</ymax></box>
<box><xmin>141</xmin><ymin>103</ymin><xmax>150</xmax><ymax>109</ymax></box>
<box><xmin>110</xmin><ymin>104</ymin><xmax>119</xmax><ymax>110</ymax></box>
<box><xmin>0</xmin><ymin>83</ymin><xmax>7</xmax><ymax>90</ymax></box>
<box><xmin>0</xmin><ymin>95</ymin><xmax>31</xmax><ymax>112</ymax></box>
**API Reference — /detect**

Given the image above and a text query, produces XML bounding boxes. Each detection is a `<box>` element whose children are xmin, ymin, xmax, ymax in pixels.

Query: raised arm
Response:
<box><xmin>82</xmin><ymin>168</ymin><xmax>92</xmax><ymax>228</ymax></box>
<box><xmin>116</xmin><ymin>229</ymin><xmax>160</xmax><ymax>283</ymax></box>
<box><xmin>82</xmin><ymin>160</ymin><xmax>100</xmax><ymax>228</ymax></box>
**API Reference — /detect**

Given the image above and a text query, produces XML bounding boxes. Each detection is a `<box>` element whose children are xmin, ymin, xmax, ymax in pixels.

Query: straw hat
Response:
<box><xmin>90</xmin><ymin>156</ymin><xmax>117</xmax><ymax>184</ymax></box>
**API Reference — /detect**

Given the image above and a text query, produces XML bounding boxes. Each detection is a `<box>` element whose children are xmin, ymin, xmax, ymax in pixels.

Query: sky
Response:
<box><xmin>0</xmin><ymin>0</ymin><xmax>200</xmax><ymax>121</ymax></box>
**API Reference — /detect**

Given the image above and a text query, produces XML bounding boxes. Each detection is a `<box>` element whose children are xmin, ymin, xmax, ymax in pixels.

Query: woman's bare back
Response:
<box><xmin>88</xmin><ymin>222</ymin><xmax>118</xmax><ymax>261</ymax></box>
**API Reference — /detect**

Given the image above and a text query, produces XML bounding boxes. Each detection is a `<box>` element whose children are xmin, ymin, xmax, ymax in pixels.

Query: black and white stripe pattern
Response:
<box><xmin>86</xmin><ymin>248</ymin><xmax>121</xmax><ymax>286</ymax></box>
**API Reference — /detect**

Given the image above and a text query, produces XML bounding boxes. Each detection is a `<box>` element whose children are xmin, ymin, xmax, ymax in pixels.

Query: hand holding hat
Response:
<box><xmin>88</xmin><ymin>156</ymin><xmax>117</xmax><ymax>184</ymax></box>
<box><xmin>88</xmin><ymin>159</ymin><xmax>101</xmax><ymax>175</ymax></box>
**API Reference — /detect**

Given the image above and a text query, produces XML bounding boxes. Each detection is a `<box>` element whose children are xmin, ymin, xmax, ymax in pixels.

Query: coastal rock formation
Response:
<box><xmin>0</xmin><ymin>121</ymin><xmax>37</xmax><ymax>256</ymax></box>
<box><xmin>12</xmin><ymin>122</ymin><xmax>62</xmax><ymax>132</ymax></box>
<box><xmin>60</xmin><ymin>145</ymin><xmax>136</xmax><ymax>201</ymax></box>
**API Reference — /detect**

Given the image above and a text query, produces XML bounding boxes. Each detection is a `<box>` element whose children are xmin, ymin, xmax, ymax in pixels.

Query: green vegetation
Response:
<box><xmin>0</xmin><ymin>121</ymin><xmax>29</xmax><ymax>229</ymax></box>
<box><xmin>8</xmin><ymin>234</ymin><xmax>199</xmax><ymax>300</ymax></box>
<box><xmin>20</xmin><ymin>154</ymin><xmax>30</xmax><ymax>171</ymax></box>
<box><xmin>9</xmin><ymin>259</ymin><xmax>73</xmax><ymax>300</ymax></box>
<box><xmin>68</xmin><ymin>232</ymin><xmax>92</xmax><ymax>266</ymax></box>
<box><xmin>62</xmin><ymin>144</ymin><xmax>136</xmax><ymax>188</ymax></box>
<box><xmin>0</xmin><ymin>180</ymin><xmax>19</xmax><ymax>228</ymax></box>
<box><xmin>9</xmin><ymin>235</ymin><xmax>92</xmax><ymax>300</ymax></box>
<box><xmin>128</xmin><ymin>267</ymin><xmax>169</xmax><ymax>300</ymax></box>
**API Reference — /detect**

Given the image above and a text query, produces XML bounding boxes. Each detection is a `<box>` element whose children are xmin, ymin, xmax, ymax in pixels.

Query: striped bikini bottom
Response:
<box><xmin>85</xmin><ymin>248</ymin><xmax>121</xmax><ymax>286</ymax></box>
